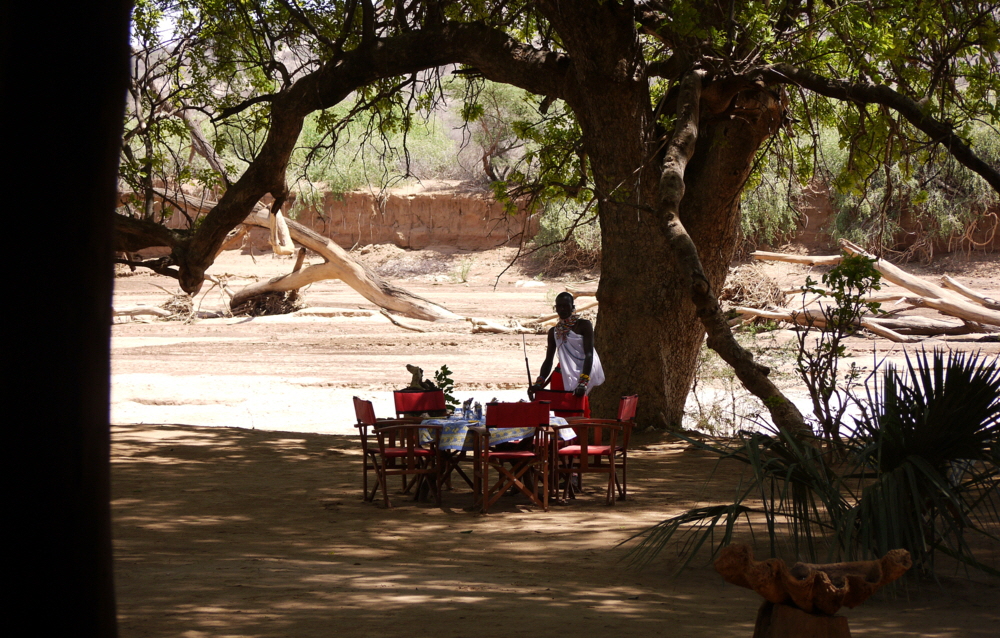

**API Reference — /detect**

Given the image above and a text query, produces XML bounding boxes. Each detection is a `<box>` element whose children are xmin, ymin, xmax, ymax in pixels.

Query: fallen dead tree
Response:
<box><xmin>237</xmin><ymin>210</ymin><xmax>463</xmax><ymax>322</ymax></box>
<box><xmin>749</xmin><ymin>239</ymin><xmax>1000</xmax><ymax>340</ymax></box>
<box><xmin>735</xmin><ymin>306</ymin><xmax>997</xmax><ymax>341</ymax></box>
<box><xmin>126</xmin><ymin>186</ymin><xmax>463</xmax><ymax>323</ymax></box>
<box><xmin>941</xmin><ymin>275</ymin><xmax>1000</xmax><ymax>311</ymax></box>
<box><xmin>467</xmin><ymin>317</ymin><xmax>533</xmax><ymax>334</ymax></box>
<box><xmin>734</xmin><ymin>307</ymin><xmax>919</xmax><ymax>342</ymax></box>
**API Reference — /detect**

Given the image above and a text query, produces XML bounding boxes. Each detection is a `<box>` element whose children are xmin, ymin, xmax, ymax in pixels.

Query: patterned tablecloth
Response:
<box><xmin>421</xmin><ymin>415</ymin><xmax>571</xmax><ymax>451</ymax></box>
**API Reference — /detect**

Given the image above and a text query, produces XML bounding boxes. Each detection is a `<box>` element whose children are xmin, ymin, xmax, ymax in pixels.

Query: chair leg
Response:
<box><xmin>606</xmin><ymin>458</ymin><xmax>616</xmax><ymax>506</ymax></box>
<box><xmin>541</xmin><ymin>461</ymin><xmax>549</xmax><ymax>511</ymax></box>
<box><xmin>619</xmin><ymin>454</ymin><xmax>628</xmax><ymax>501</ymax></box>
<box><xmin>366</xmin><ymin>454</ymin><xmax>384</xmax><ymax>502</ymax></box>
<box><xmin>433</xmin><ymin>457</ymin><xmax>443</xmax><ymax>507</ymax></box>
<box><xmin>362</xmin><ymin>453</ymin><xmax>372</xmax><ymax>502</ymax></box>
<box><xmin>377</xmin><ymin>463</ymin><xmax>391</xmax><ymax>508</ymax></box>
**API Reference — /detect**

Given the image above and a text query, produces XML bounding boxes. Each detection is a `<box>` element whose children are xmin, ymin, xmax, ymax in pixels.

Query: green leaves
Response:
<box><xmin>434</xmin><ymin>365</ymin><xmax>459</xmax><ymax>410</ymax></box>
<box><xmin>627</xmin><ymin>349</ymin><xmax>999</xmax><ymax>575</ymax></box>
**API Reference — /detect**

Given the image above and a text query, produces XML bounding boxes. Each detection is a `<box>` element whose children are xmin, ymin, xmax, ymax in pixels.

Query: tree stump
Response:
<box><xmin>754</xmin><ymin>602</ymin><xmax>851</xmax><ymax>638</ymax></box>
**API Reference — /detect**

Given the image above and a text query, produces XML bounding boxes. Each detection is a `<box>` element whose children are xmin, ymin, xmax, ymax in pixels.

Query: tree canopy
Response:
<box><xmin>120</xmin><ymin>0</ymin><xmax>1000</xmax><ymax>429</ymax></box>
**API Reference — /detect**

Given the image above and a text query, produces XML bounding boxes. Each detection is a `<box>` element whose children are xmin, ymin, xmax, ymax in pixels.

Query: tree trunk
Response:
<box><xmin>16</xmin><ymin>2</ymin><xmax>131</xmax><ymax>635</ymax></box>
<box><xmin>592</xmin><ymin>86</ymin><xmax>787</xmax><ymax>427</ymax></box>
<box><xmin>538</xmin><ymin>1</ymin><xmax>796</xmax><ymax>429</ymax></box>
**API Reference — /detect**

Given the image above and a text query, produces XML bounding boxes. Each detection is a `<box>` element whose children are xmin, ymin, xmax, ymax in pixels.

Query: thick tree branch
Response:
<box><xmin>112</xmin><ymin>213</ymin><xmax>182</xmax><ymax>252</ymax></box>
<box><xmin>211</xmin><ymin>93</ymin><xmax>278</xmax><ymax>122</ymax></box>
<box><xmin>764</xmin><ymin>63</ymin><xmax>1000</xmax><ymax>195</ymax></box>
<box><xmin>179</xmin><ymin>110</ymin><xmax>230</xmax><ymax>186</ymax></box>
<box><xmin>659</xmin><ymin>70</ymin><xmax>810</xmax><ymax>437</ymax></box>
<box><xmin>114</xmin><ymin>257</ymin><xmax>181</xmax><ymax>279</ymax></box>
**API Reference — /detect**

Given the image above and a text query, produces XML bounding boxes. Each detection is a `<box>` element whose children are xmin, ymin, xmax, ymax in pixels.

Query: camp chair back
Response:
<box><xmin>532</xmin><ymin>389</ymin><xmax>588</xmax><ymax>418</ymax></box>
<box><xmin>353</xmin><ymin>396</ymin><xmax>424</xmax><ymax>503</ymax></box>
<box><xmin>373</xmin><ymin>423</ymin><xmax>442</xmax><ymax>508</ymax></box>
<box><xmin>471</xmin><ymin>401</ymin><xmax>551</xmax><ymax>513</ymax></box>
<box><xmin>393</xmin><ymin>389</ymin><xmax>447</xmax><ymax>418</ymax></box>
<box><xmin>553</xmin><ymin>394</ymin><xmax>638</xmax><ymax>504</ymax></box>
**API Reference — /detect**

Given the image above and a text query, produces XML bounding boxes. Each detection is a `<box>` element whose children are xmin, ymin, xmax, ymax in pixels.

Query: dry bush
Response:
<box><xmin>533</xmin><ymin>237</ymin><xmax>601</xmax><ymax>276</ymax></box>
<box><xmin>720</xmin><ymin>263</ymin><xmax>784</xmax><ymax>310</ymax></box>
<box><xmin>230</xmin><ymin>291</ymin><xmax>305</xmax><ymax>317</ymax></box>
<box><xmin>159</xmin><ymin>294</ymin><xmax>194</xmax><ymax>320</ymax></box>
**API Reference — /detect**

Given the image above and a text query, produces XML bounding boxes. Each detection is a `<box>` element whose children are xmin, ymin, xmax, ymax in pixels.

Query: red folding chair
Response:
<box><xmin>532</xmin><ymin>389</ymin><xmax>588</xmax><ymax>418</ymax></box>
<box><xmin>373</xmin><ymin>422</ymin><xmax>442</xmax><ymax>508</ymax></box>
<box><xmin>393</xmin><ymin>389</ymin><xmax>447</xmax><ymax>418</ymax></box>
<box><xmin>471</xmin><ymin>401</ymin><xmax>551</xmax><ymax>513</ymax></box>
<box><xmin>552</xmin><ymin>395</ymin><xmax>638</xmax><ymax>503</ymax></box>
<box><xmin>353</xmin><ymin>396</ymin><xmax>431</xmax><ymax>504</ymax></box>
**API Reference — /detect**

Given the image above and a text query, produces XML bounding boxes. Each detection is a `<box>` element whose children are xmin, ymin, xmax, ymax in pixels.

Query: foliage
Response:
<box><xmin>828</xmin><ymin>121</ymin><xmax>1000</xmax><ymax>259</ymax></box>
<box><xmin>738</xmin><ymin>141</ymin><xmax>806</xmax><ymax>254</ymax></box>
<box><xmin>434</xmin><ymin>365</ymin><xmax>459</xmax><ymax>410</ymax></box>
<box><xmin>796</xmin><ymin>254</ymin><xmax>882</xmax><ymax>443</ymax></box>
<box><xmin>628</xmin><ymin>349</ymin><xmax>1000</xmax><ymax>576</ymax></box>
<box><xmin>286</xmin><ymin>104</ymin><xmax>468</xmax><ymax>217</ymax></box>
<box><xmin>121</xmin><ymin>0</ymin><xmax>1000</xmax><ymax>266</ymax></box>
<box><xmin>449</xmin><ymin>78</ymin><xmax>538</xmax><ymax>184</ymax></box>
<box><xmin>529</xmin><ymin>198</ymin><xmax>601</xmax><ymax>274</ymax></box>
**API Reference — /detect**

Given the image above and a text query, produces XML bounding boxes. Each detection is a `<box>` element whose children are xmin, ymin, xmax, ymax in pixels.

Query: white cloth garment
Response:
<box><xmin>556</xmin><ymin>329</ymin><xmax>605</xmax><ymax>396</ymax></box>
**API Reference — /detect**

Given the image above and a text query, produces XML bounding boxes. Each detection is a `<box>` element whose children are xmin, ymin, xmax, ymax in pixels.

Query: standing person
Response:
<box><xmin>530</xmin><ymin>292</ymin><xmax>605</xmax><ymax>399</ymax></box>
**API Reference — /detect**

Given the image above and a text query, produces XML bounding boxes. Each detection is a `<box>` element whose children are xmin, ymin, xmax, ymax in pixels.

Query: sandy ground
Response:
<box><xmin>111</xmin><ymin>248</ymin><xmax>1000</xmax><ymax>637</ymax></box>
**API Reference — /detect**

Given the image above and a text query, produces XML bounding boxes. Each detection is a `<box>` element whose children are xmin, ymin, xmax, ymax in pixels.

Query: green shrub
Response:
<box><xmin>625</xmin><ymin>349</ymin><xmax>1000</xmax><ymax>577</ymax></box>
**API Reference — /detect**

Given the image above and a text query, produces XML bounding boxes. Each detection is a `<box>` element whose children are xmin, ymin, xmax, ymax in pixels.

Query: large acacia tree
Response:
<box><xmin>121</xmin><ymin>0</ymin><xmax>1000</xmax><ymax>430</ymax></box>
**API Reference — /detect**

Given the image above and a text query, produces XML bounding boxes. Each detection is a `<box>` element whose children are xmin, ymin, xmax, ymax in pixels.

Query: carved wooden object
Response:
<box><xmin>716</xmin><ymin>543</ymin><xmax>911</xmax><ymax>616</ymax></box>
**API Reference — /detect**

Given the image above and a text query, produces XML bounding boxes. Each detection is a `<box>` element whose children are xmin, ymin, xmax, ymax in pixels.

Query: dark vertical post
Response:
<box><xmin>7</xmin><ymin>2</ymin><xmax>133</xmax><ymax>635</ymax></box>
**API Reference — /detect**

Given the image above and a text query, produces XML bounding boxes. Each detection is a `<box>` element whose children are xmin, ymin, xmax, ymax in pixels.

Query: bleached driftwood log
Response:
<box><xmin>735</xmin><ymin>307</ymin><xmax>920</xmax><ymax>343</ymax></box>
<box><xmin>235</xmin><ymin>210</ymin><xmax>462</xmax><ymax>322</ymax></box>
<box><xmin>941</xmin><ymin>275</ymin><xmax>1000</xmax><ymax>310</ymax></box>
<box><xmin>784</xmin><ymin>288</ymin><xmax>906</xmax><ymax>305</ymax></box>
<box><xmin>535</xmin><ymin>296</ymin><xmax>599</xmax><ymax>325</ymax></box>
<box><xmin>751</xmin><ymin>251</ymin><xmax>843</xmax><ymax>266</ymax></box>
<box><xmin>379</xmin><ymin>309</ymin><xmax>428</xmax><ymax>332</ymax></box>
<box><xmin>865</xmin><ymin>315</ymin><xmax>997</xmax><ymax>335</ymax></box>
<box><xmin>739</xmin><ymin>304</ymin><xmax>997</xmax><ymax>339</ymax></box>
<box><xmin>753</xmin><ymin>242</ymin><xmax>1000</xmax><ymax>331</ymax></box>
<box><xmin>564</xmin><ymin>284</ymin><xmax>599</xmax><ymax>297</ymax></box>
<box><xmin>467</xmin><ymin>318</ymin><xmax>533</xmax><ymax>334</ymax></box>
<box><xmin>838</xmin><ymin>239</ymin><xmax>968</xmax><ymax>301</ymax></box>
<box><xmin>114</xmin><ymin>305</ymin><xmax>173</xmax><ymax>318</ymax></box>
<box><xmin>900</xmin><ymin>296</ymin><xmax>1000</xmax><ymax>327</ymax></box>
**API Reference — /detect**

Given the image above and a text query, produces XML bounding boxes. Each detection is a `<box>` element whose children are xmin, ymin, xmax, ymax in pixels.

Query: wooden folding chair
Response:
<box><xmin>373</xmin><ymin>423</ymin><xmax>442</xmax><ymax>508</ymax></box>
<box><xmin>552</xmin><ymin>395</ymin><xmax>638</xmax><ymax>503</ymax></box>
<box><xmin>353</xmin><ymin>396</ymin><xmax>424</xmax><ymax>503</ymax></box>
<box><xmin>532</xmin><ymin>389</ymin><xmax>588</xmax><ymax>418</ymax></box>
<box><xmin>471</xmin><ymin>401</ymin><xmax>550</xmax><ymax>513</ymax></box>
